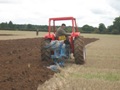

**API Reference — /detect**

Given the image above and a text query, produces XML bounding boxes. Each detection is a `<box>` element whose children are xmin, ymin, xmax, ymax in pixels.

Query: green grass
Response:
<box><xmin>70</xmin><ymin>72</ymin><xmax>120</xmax><ymax>81</ymax></box>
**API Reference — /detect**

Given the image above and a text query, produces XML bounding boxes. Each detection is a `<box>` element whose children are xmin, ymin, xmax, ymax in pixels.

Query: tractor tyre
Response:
<box><xmin>40</xmin><ymin>38</ymin><xmax>51</xmax><ymax>61</ymax></box>
<box><xmin>74</xmin><ymin>36</ymin><xmax>86</xmax><ymax>64</ymax></box>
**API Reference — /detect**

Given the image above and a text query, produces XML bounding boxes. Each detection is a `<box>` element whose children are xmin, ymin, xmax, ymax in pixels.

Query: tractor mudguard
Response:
<box><xmin>71</xmin><ymin>32</ymin><xmax>80</xmax><ymax>37</ymax></box>
<box><xmin>44</xmin><ymin>33</ymin><xmax>55</xmax><ymax>40</ymax></box>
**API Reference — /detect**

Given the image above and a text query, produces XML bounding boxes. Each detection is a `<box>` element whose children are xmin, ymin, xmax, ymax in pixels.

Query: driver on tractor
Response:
<box><xmin>55</xmin><ymin>23</ymin><xmax>71</xmax><ymax>44</ymax></box>
<box><xmin>55</xmin><ymin>23</ymin><xmax>71</xmax><ymax>57</ymax></box>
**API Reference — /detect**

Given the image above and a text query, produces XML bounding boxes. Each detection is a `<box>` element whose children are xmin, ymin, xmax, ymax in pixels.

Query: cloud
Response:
<box><xmin>107</xmin><ymin>0</ymin><xmax>120</xmax><ymax>13</ymax></box>
<box><xmin>0</xmin><ymin>0</ymin><xmax>21</xmax><ymax>4</ymax></box>
<box><xmin>0</xmin><ymin>0</ymin><xmax>119</xmax><ymax>27</ymax></box>
<box><xmin>91</xmin><ymin>9</ymin><xmax>109</xmax><ymax>15</ymax></box>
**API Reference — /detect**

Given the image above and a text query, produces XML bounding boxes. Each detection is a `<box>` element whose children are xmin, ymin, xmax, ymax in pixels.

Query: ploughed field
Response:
<box><xmin>0</xmin><ymin>34</ymin><xmax>98</xmax><ymax>90</ymax></box>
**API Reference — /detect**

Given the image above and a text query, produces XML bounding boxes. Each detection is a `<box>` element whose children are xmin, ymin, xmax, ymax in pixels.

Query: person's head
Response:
<box><xmin>61</xmin><ymin>23</ymin><xmax>66</xmax><ymax>29</ymax></box>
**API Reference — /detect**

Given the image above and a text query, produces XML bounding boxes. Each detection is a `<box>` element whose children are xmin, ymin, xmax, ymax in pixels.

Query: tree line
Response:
<box><xmin>0</xmin><ymin>21</ymin><xmax>48</xmax><ymax>31</ymax></box>
<box><xmin>78</xmin><ymin>16</ymin><xmax>120</xmax><ymax>34</ymax></box>
<box><xmin>0</xmin><ymin>16</ymin><xmax>120</xmax><ymax>34</ymax></box>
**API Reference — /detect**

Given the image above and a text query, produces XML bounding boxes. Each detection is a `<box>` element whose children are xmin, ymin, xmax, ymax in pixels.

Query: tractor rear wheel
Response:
<box><xmin>74</xmin><ymin>36</ymin><xmax>86</xmax><ymax>64</ymax></box>
<box><xmin>40</xmin><ymin>38</ymin><xmax>51</xmax><ymax>61</ymax></box>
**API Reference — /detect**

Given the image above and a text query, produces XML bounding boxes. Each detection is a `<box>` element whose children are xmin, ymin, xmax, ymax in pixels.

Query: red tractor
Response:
<box><xmin>41</xmin><ymin>17</ymin><xmax>86</xmax><ymax>65</ymax></box>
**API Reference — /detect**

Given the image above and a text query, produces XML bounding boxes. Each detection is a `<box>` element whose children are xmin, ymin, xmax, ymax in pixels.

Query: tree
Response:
<box><xmin>82</xmin><ymin>24</ymin><xmax>94</xmax><ymax>33</ymax></box>
<box><xmin>98</xmin><ymin>23</ymin><xmax>106</xmax><ymax>33</ymax></box>
<box><xmin>8</xmin><ymin>21</ymin><xmax>14</xmax><ymax>30</ymax></box>
<box><xmin>113</xmin><ymin>16</ymin><xmax>120</xmax><ymax>33</ymax></box>
<box><xmin>26</xmin><ymin>24</ymin><xmax>34</xmax><ymax>30</ymax></box>
<box><xmin>0</xmin><ymin>22</ymin><xmax>8</xmax><ymax>30</ymax></box>
<box><xmin>66</xmin><ymin>26</ymin><xmax>72</xmax><ymax>32</ymax></box>
<box><xmin>93</xmin><ymin>27</ymin><xmax>100</xmax><ymax>33</ymax></box>
<box><xmin>107</xmin><ymin>25</ymin><xmax>114</xmax><ymax>33</ymax></box>
<box><xmin>111</xmin><ymin>29</ymin><xmax>119</xmax><ymax>34</ymax></box>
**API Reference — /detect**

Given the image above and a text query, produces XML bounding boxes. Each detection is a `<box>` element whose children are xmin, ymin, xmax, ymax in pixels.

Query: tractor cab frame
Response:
<box><xmin>41</xmin><ymin>17</ymin><xmax>85</xmax><ymax>64</ymax></box>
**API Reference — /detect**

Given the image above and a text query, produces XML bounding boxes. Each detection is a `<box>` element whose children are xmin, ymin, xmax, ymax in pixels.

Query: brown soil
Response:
<box><xmin>0</xmin><ymin>37</ymin><xmax>98</xmax><ymax>90</ymax></box>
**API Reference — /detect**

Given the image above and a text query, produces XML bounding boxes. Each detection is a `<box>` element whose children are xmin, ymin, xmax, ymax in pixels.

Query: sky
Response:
<box><xmin>0</xmin><ymin>0</ymin><xmax>120</xmax><ymax>27</ymax></box>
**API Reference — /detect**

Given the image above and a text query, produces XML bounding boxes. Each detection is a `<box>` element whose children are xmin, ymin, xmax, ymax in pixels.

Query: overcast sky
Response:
<box><xmin>0</xmin><ymin>0</ymin><xmax>119</xmax><ymax>27</ymax></box>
